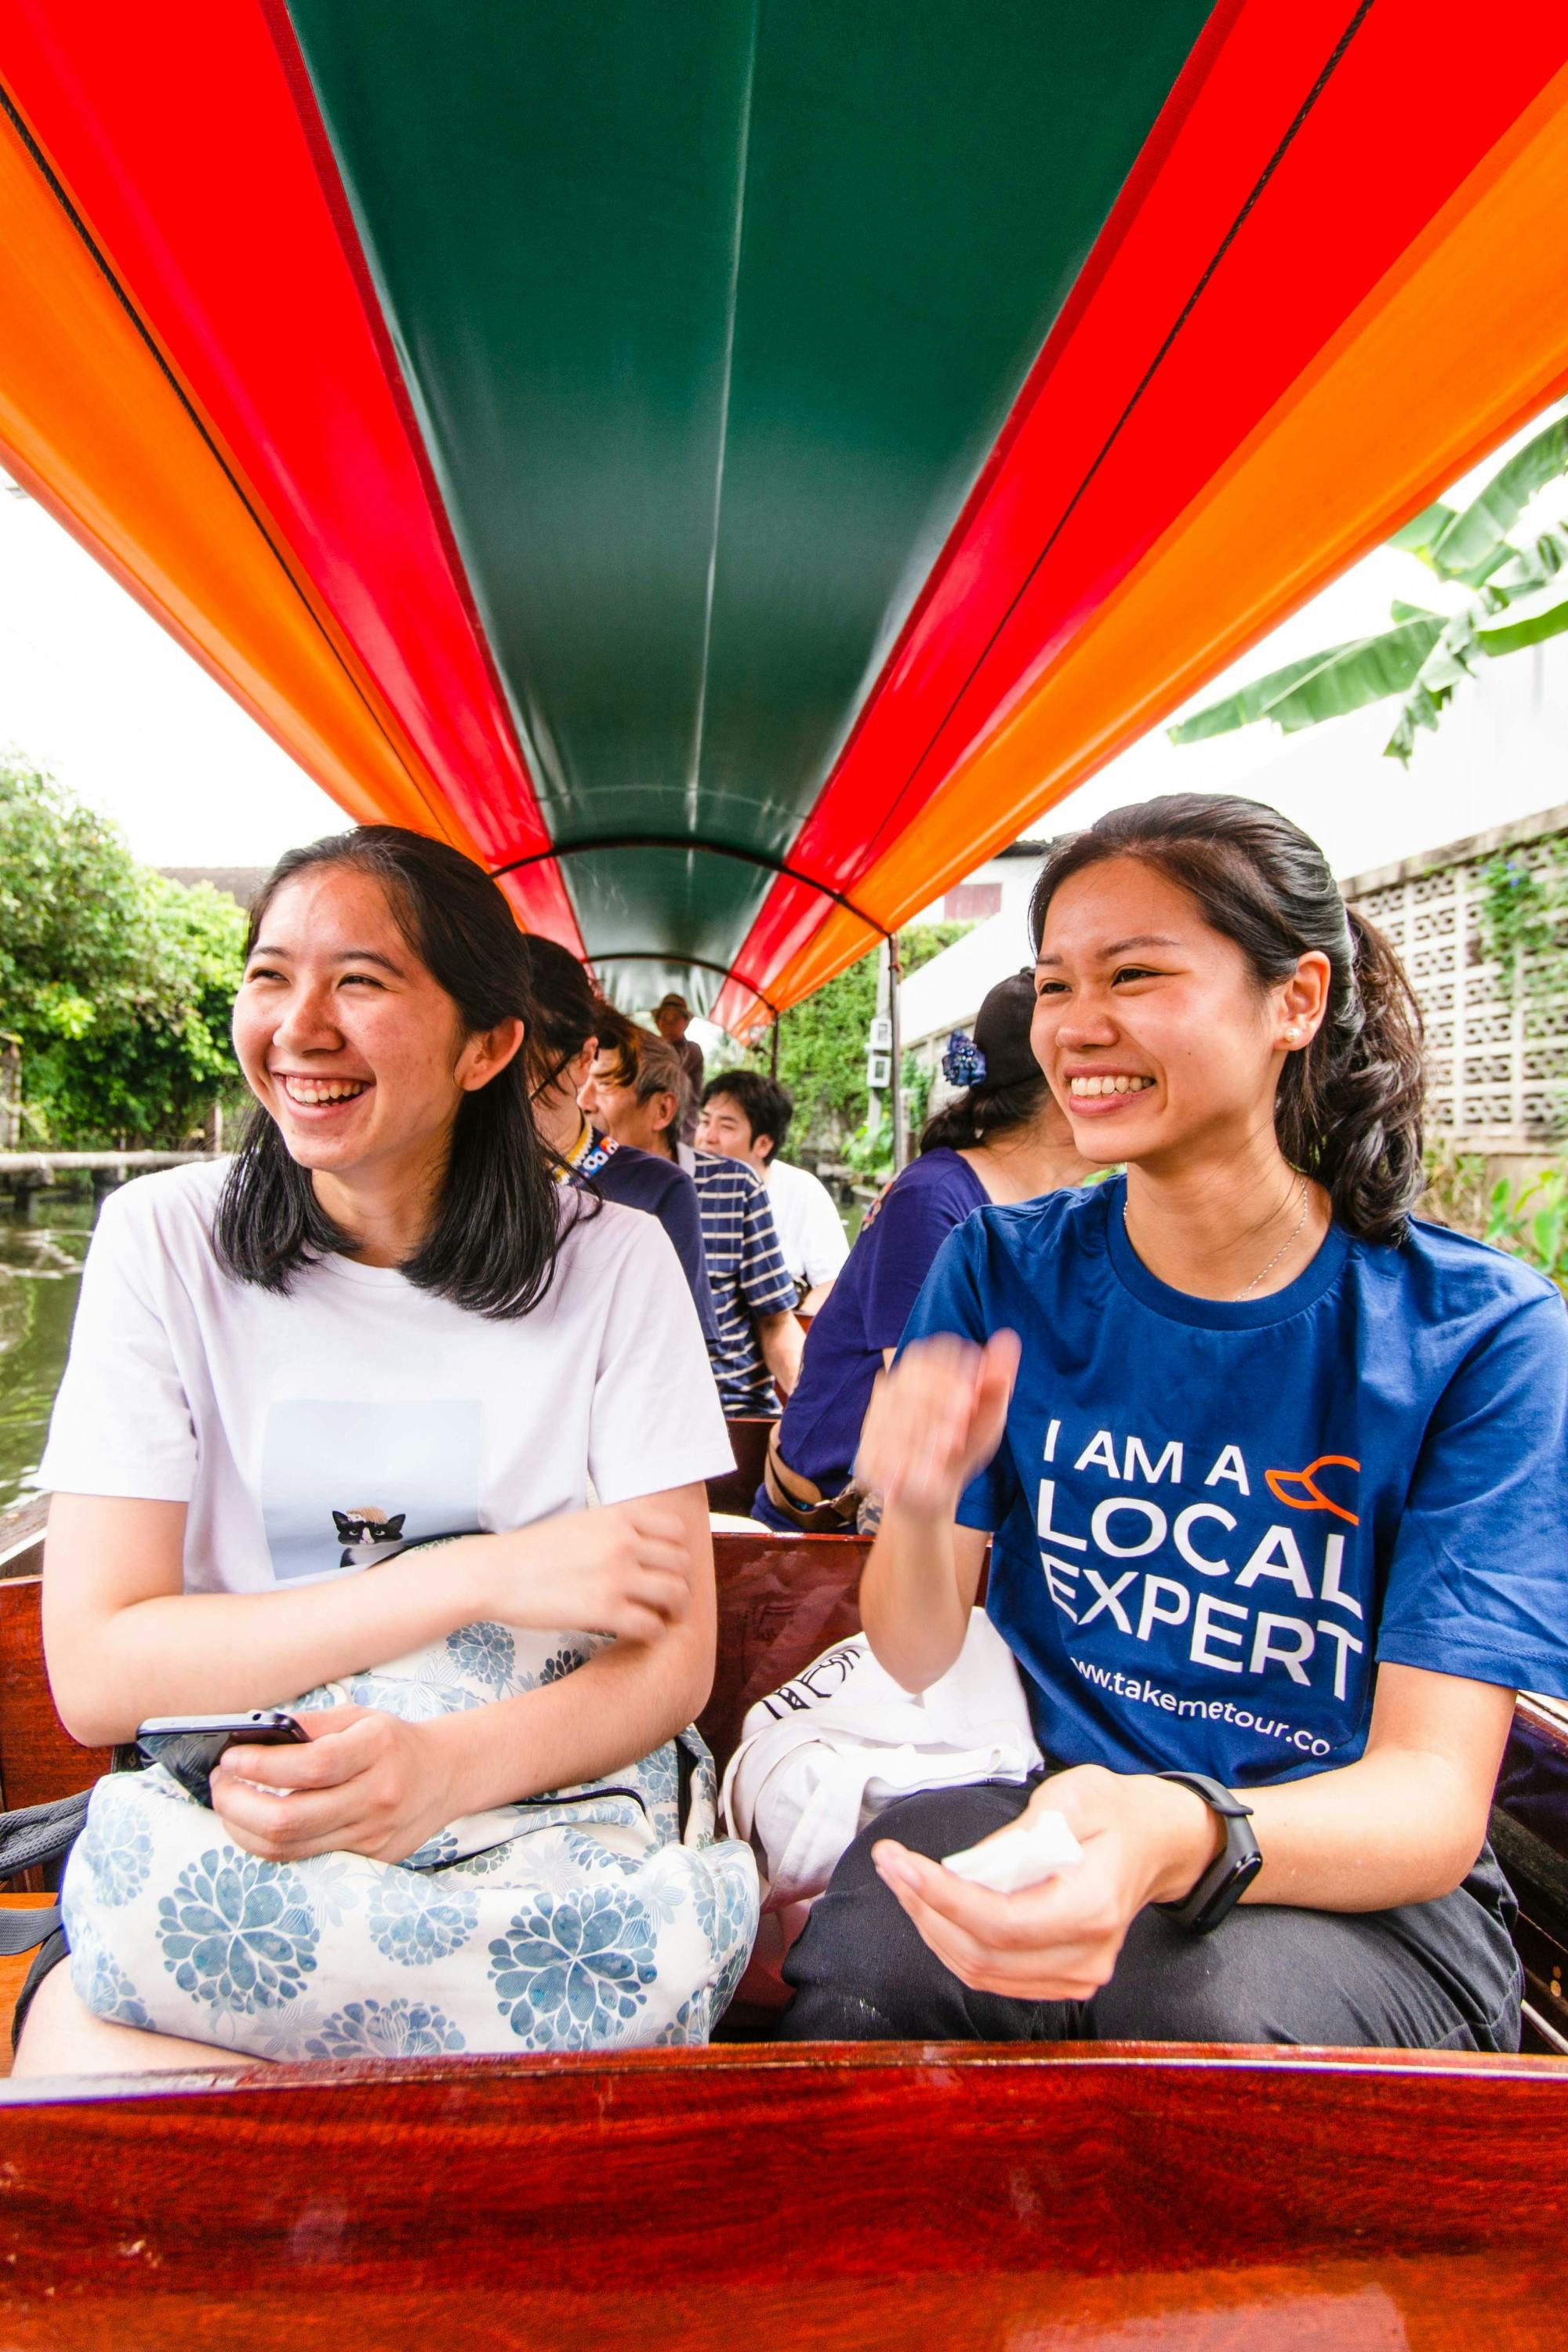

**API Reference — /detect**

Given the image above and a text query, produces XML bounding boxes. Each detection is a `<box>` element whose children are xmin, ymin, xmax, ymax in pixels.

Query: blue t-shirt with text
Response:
<box><xmin>903</xmin><ymin>1178</ymin><xmax>1568</xmax><ymax>1787</ymax></box>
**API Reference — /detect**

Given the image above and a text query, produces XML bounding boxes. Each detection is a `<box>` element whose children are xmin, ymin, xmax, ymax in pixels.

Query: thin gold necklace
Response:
<box><xmin>1123</xmin><ymin>1173</ymin><xmax>1312</xmax><ymax>1301</ymax></box>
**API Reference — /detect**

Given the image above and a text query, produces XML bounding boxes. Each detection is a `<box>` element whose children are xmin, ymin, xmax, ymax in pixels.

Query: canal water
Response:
<box><xmin>0</xmin><ymin>1190</ymin><xmax>94</xmax><ymax>1515</ymax></box>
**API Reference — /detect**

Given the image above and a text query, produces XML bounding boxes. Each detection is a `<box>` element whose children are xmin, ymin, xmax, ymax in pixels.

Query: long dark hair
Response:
<box><xmin>216</xmin><ymin>826</ymin><xmax>569</xmax><ymax>1316</ymax></box>
<box><xmin>516</xmin><ymin>931</ymin><xmax>603</xmax><ymax>1088</ymax></box>
<box><xmin>1027</xmin><ymin>794</ymin><xmax>1425</xmax><ymax>1243</ymax></box>
<box><xmin>919</xmin><ymin>1075</ymin><xmax>1049</xmax><ymax>1156</ymax></box>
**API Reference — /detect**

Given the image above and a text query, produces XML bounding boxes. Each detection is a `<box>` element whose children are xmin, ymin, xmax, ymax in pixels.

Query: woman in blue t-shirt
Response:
<box><xmin>781</xmin><ymin>793</ymin><xmax>1568</xmax><ymax>2051</ymax></box>
<box><xmin>756</xmin><ymin>971</ymin><xmax>1092</xmax><ymax>1531</ymax></box>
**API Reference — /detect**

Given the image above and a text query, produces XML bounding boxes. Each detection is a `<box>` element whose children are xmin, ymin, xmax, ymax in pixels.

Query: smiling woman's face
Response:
<box><xmin>233</xmin><ymin>866</ymin><xmax>510</xmax><ymax>1186</ymax></box>
<box><xmin>1031</xmin><ymin>856</ymin><xmax>1323</xmax><ymax>1169</ymax></box>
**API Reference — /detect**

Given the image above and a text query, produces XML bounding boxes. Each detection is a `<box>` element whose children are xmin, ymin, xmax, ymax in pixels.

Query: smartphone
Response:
<box><xmin>136</xmin><ymin>1710</ymin><xmax>309</xmax><ymax>1806</ymax></box>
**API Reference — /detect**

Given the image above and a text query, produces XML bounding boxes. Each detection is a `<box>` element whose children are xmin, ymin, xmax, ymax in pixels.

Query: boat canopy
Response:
<box><xmin>2</xmin><ymin>4</ymin><xmax>1566</xmax><ymax>1029</ymax></box>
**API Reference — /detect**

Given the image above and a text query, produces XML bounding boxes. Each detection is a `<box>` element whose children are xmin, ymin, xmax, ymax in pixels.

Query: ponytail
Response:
<box><xmin>1277</xmin><ymin>908</ymin><xmax>1424</xmax><ymax>1243</ymax></box>
<box><xmin>1028</xmin><ymin>794</ymin><xmax>1426</xmax><ymax>1243</ymax></box>
<box><xmin>919</xmin><ymin>1072</ymin><xmax>1050</xmax><ymax>1156</ymax></box>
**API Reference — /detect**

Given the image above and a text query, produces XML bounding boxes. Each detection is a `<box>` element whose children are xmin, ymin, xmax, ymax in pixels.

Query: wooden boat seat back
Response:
<box><xmin>705</xmin><ymin>1416</ymin><xmax>774</xmax><ymax>1519</ymax></box>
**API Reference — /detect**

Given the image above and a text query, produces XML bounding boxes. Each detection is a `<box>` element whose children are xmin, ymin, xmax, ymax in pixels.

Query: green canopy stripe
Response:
<box><xmin>282</xmin><ymin>0</ymin><xmax>1214</xmax><ymax>1008</ymax></box>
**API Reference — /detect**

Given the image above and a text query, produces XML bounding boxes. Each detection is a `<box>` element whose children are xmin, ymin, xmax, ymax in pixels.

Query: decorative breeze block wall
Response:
<box><xmin>1343</xmin><ymin>804</ymin><xmax>1568</xmax><ymax>1155</ymax></box>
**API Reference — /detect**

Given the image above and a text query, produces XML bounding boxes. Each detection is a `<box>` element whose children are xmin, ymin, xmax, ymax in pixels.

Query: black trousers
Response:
<box><xmin>779</xmin><ymin>1780</ymin><xmax>1523</xmax><ymax>2051</ymax></box>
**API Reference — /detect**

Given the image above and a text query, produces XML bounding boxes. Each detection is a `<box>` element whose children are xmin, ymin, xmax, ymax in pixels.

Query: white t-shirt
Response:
<box><xmin>766</xmin><ymin>1159</ymin><xmax>849</xmax><ymax>1292</ymax></box>
<box><xmin>40</xmin><ymin>1161</ymin><xmax>732</xmax><ymax>1594</ymax></box>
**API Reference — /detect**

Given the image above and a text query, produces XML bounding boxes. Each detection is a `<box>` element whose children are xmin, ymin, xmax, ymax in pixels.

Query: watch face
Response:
<box><xmin>1197</xmin><ymin>1845</ymin><xmax>1264</xmax><ymax>1931</ymax></box>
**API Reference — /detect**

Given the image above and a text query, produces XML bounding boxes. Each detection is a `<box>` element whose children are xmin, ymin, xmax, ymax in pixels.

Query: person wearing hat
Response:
<box><xmin>755</xmin><ymin>970</ymin><xmax>1094</xmax><ymax>1532</ymax></box>
<box><xmin>653</xmin><ymin>993</ymin><xmax>704</xmax><ymax>1143</ymax></box>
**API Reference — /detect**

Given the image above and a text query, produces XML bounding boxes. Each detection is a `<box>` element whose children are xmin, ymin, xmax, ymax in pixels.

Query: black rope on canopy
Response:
<box><xmin>577</xmin><ymin>948</ymin><xmax>782</xmax><ymax>1021</ymax></box>
<box><xmin>490</xmin><ymin>834</ymin><xmax>890</xmax><ymax>938</ymax></box>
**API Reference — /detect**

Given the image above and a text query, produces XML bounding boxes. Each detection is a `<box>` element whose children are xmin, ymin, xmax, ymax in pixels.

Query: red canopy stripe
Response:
<box><xmin>0</xmin><ymin>0</ymin><xmax>580</xmax><ymax>946</ymax></box>
<box><xmin>717</xmin><ymin>0</ymin><xmax>1568</xmax><ymax>1027</ymax></box>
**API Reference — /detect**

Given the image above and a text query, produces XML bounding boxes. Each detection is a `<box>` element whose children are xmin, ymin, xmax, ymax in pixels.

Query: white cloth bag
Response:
<box><xmin>718</xmin><ymin>1612</ymin><xmax>1041</xmax><ymax>1966</ymax></box>
<box><xmin>64</xmin><ymin>1607</ymin><xmax>760</xmax><ymax>2062</ymax></box>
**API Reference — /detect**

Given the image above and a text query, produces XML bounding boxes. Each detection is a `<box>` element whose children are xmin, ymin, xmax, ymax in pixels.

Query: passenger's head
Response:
<box><xmin>695</xmin><ymin>1069</ymin><xmax>793</xmax><ymax>1172</ymax></box>
<box><xmin>652</xmin><ymin>991</ymin><xmax>691</xmax><ymax>1044</ymax></box>
<box><xmin>920</xmin><ymin>969</ymin><xmax>1066</xmax><ymax>1156</ymax></box>
<box><xmin>516</xmin><ymin>933</ymin><xmax>604</xmax><ymax>1118</ymax></box>
<box><xmin>1027</xmin><ymin>793</ymin><xmax>1424</xmax><ymax>1241</ymax></box>
<box><xmin>220</xmin><ymin>825</ymin><xmax>565</xmax><ymax>1315</ymax></box>
<box><xmin>580</xmin><ymin>1015</ymin><xmax>690</xmax><ymax>1160</ymax></box>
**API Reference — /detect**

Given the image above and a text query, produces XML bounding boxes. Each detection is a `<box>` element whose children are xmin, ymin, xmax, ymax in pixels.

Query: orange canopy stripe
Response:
<box><xmin>0</xmin><ymin>103</ymin><xmax>499</xmax><ymax>860</ymax></box>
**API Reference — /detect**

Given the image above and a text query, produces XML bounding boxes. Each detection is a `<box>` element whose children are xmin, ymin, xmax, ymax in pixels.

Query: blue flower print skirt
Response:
<box><xmin>61</xmin><ymin>1616</ymin><xmax>759</xmax><ymax>2062</ymax></box>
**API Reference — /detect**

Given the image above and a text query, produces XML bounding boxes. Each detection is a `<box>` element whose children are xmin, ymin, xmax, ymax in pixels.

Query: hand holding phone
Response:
<box><xmin>136</xmin><ymin>1711</ymin><xmax>309</xmax><ymax>1807</ymax></box>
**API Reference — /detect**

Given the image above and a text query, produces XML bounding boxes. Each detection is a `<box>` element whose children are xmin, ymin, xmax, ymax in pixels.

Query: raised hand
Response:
<box><xmin>856</xmin><ymin>1330</ymin><xmax>1022</xmax><ymax>1521</ymax></box>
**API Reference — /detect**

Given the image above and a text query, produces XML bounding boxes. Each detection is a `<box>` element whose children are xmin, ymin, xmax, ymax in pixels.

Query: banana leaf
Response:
<box><xmin>1476</xmin><ymin>593</ymin><xmax>1568</xmax><ymax>658</ymax></box>
<box><xmin>1482</xmin><ymin>521</ymin><xmax>1568</xmax><ymax>604</ymax></box>
<box><xmin>1420</xmin><ymin>414</ymin><xmax>1568</xmax><ymax>583</ymax></box>
<box><xmin>1389</xmin><ymin>503</ymin><xmax>1455</xmax><ymax>566</ymax></box>
<box><xmin>1169</xmin><ymin>614</ymin><xmax>1444</xmax><ymax>743</ymax></box>
<box><xmin>1384</xmin><ymin>680</ymin><xmax>1450</xmax><ymax>766</ymax></box>
<box><xmin>1413</xmin><ymin>607</ymin><xmax>1483</xmax><ymax>695</ymax></box>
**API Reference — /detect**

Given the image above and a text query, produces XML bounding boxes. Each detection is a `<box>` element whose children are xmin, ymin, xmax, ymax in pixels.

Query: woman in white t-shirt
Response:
<box><xmin>16</xmin><ymin>826</ymin><xmax>743</xmax><ymax>2075</ymax></box>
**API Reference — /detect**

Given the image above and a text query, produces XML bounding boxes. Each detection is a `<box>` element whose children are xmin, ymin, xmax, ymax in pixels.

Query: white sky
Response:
<box><xmin>1</xmin><ymin>394</ymin><xmax>1563</xmax><ymax>877</ymax></box>
<box><xmin>0</xmin><ymin>479</ymin><xmax>342</xmax><ymax>862</ymax></box>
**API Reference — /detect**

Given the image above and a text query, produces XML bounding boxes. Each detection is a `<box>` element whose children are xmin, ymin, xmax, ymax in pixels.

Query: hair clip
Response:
<box><xmin>942</xmin><ymin>1030</ymin><xmax>988</xmax><ymax>1089</ymax></box>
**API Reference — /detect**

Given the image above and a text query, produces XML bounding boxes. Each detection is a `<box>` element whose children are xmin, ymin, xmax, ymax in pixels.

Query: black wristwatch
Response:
<box><xmin>1154</xmin><ymin>1771</ymin><xmax>1262</xmax><ymax>1933</ymax></box>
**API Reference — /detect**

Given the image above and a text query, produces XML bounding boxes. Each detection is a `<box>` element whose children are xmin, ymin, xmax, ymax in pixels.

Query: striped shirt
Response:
<box><xmin>688</xmin><ymin>1150</ymin><xmax>797</xmax><ymax>1414</ymax></box>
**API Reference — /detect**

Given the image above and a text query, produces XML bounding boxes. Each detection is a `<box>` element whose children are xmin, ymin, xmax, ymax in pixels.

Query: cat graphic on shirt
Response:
<box><xmin>332</xmin><ymin>1505</ymin><xmax>407</xmax><ymax>1570</ymax></box>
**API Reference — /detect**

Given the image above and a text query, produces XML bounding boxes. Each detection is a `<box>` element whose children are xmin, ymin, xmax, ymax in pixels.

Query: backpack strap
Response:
<box><xmin>0</xmin><ymin>1789</ymin><xmax>88</xmax><ymax>1882</ymax></box>
<box><xmin>0</xmin><ymin>1903</ymin><xmax>59</xmax><ymax>1955</ymax></box>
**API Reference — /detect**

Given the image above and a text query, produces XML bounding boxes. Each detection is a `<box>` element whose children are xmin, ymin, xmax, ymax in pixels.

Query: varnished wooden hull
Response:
<box><xmin>2</xmin><ymin>2040</ymin><xmax>1566</xmax><ymax>2347</ymax></box>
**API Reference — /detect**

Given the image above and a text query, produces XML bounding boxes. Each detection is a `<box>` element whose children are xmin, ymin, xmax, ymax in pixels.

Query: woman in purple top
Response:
<box><xmin>756</xmin><ymin>971</ymin><xmax>1092</xmax><ymax>1531</ymax></box>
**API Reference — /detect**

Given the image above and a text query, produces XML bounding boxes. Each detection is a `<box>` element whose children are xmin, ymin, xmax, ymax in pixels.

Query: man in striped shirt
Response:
<box><xmin>581</xmin><ymin>1021</ymin><xmax>804</xmax><ymax>1414</ymax></box>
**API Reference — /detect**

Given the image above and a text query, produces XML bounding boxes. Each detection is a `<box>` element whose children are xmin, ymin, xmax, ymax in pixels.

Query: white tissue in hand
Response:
<box><xmin>942</xmin><ymin>1810</ymin><xmax>1083</xmax><ymax>1893</ymax></box>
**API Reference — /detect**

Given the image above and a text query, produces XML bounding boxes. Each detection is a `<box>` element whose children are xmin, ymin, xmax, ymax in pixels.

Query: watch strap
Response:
<box><xmin>1153</xmin><ymin>1770</ymin><xmax>1262</xmax><ymax>1934</ymax></box>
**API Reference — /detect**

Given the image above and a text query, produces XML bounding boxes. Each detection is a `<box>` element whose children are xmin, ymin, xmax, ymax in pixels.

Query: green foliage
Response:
<box><xmin>0</xmin><ymin>756</ymin><xmax>249</xmax><ymax>1148</ymax></box>
<box><xmin>742</xmin><ymin>947</ymin><xmax>878</xmax><ymax>1157</ymax></box>
<box><xmin>1485</xmin><ymin>1168</ymin><xmax>1568</xmax><ymax>1294</ymax></box>
<box><xmin>899</xmin><ymin>921</ymin><xmax>972</xmax><ymax>978</ymax></box>
<box><xmin>1424</xmin><ymin>1146</ymin><xmax>1567</xmax><ymax>1294</ymax></box>
<box><xmin>1392</xmin><ymin>414</ymin><xmax>1568</xmax><ymax>586</ymax></box>
<box><xmin>1474</xmin><ymin>848</ymin><xmax>1567</xmax><ymax>1005</ymax></box>
<box><xmin>741</xmin><ymin>921</ymin><xmax>971</xmax><ymax>1159</ymax></box>
<box><xmin>1171</xmin><ymin>407</ymin><xmax>1568</xmax><ymax>764</ymax></box>
<box><xmin>1167</xmin><ymin>615</ymin><xmax>1445</xmax><ymax>745</ymax></box>
<box><xmin>1421</xmin><ymin>1145</ymin><xmax>1493</xmax><ymax>1237</ymax></box>
<box><xmin>842</xmin><ymin>1102</ymin><xmax>892</xmax><ymax>1188</ymax></box>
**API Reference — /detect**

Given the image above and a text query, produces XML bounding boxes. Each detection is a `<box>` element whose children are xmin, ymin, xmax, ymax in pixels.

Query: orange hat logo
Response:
<box><xmin>1263</xmin><ymin>1455</ymin><xmax>1360</xmax><ymax>1527</ymax></box>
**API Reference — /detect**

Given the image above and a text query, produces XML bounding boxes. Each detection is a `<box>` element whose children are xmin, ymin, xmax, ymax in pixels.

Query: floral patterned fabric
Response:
<box><xmin>62</xmin><ymin>1608</ymin><xmax>758</xmax><ymax>2061</ymax></box>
